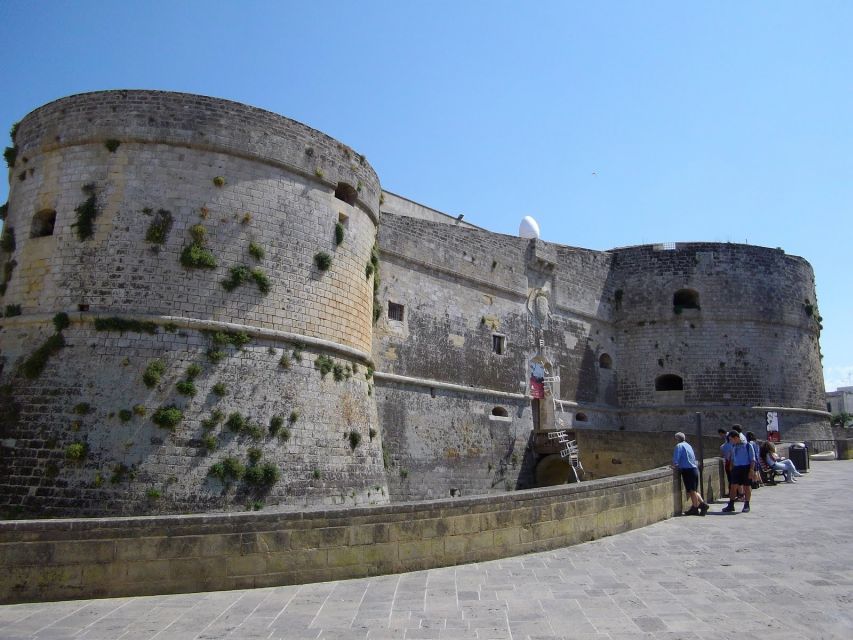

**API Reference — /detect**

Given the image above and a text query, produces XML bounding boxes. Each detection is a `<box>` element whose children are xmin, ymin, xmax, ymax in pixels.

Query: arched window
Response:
<box><xmin>655</xmin><ymin>374</ymin><xmax>684</xmax><ymax>391</ymax></box>
<box><xmin>491</xmin><ymin>407</ymin><xmax>508</xmax><ymax>417</ymax></box>
<box><xmin>334</xmin><ymin>182</ymin><xmax>358</xmax><ymax>205</ymax></box>
<box><xmin>575</xmin><ymin>412</ymin><xmax>588</xmax><ymax>422</ymax></box>
<box><xmin>598</xmin><ymin>353</ymin><xmax>612</xmax><ymax>369</ymax></box>
<box><xmin>31</xmin><ymin>209</ymin><xmax>56</xmax><ymax>238</ymax></box>
<box><xmin>673</xmin><ymin>289</ymin><xmax>700</xmax><ymax>310</ymax></box>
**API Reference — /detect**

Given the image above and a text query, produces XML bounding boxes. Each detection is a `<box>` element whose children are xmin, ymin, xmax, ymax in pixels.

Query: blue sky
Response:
<box><xmin>1</xmin><ymin>1</ymin><xmax>850</xmax><ymax>392</ymax></box>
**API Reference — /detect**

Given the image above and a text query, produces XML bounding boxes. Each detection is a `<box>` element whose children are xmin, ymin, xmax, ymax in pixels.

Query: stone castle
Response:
<box><xmin>0</xmin><ymin>91</ymin><xmax>830</xmax><ymax>517</ymax></box>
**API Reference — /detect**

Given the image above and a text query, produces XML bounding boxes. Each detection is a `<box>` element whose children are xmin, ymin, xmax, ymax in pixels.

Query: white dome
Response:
<box><xmin>519</xmin><ymin>216</ymin><xmax>540</xmax><ymax>239</ymax></box>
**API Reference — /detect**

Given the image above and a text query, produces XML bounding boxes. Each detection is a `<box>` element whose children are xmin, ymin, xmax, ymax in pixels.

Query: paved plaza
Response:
<box><xmin>1</xmin><ymin>461</ymin><xmax>851</xmax><ymax>640</ymax></box>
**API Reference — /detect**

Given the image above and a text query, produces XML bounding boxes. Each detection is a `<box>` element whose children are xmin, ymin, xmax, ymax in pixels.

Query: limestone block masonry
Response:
<box><xmin>0</xmin><ymin>91</ymin><xmax>386</xmax><ymax>515</ymax></box>
<box><xmin>0</xmin><ymin>90</ymin><xmax>830</xmax><ymax>515</ymax></box>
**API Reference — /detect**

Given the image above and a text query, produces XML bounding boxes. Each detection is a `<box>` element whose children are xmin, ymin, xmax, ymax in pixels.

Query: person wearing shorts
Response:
<box><xmin>672</xmin><ymin>432</ymin><xmax>709</xmax><ymax>516</ymax></box>
<box><xmin>722</xmin><ymin>430</ymin><xmax>756</xmax><ymax>513</ymax></box>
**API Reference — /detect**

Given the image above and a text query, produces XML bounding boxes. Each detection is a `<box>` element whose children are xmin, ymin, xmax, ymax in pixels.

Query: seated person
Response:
<box><xmin>762</xmin><ymin>442</ymin><xmax>803</xmax><ymax>483</ymax></box>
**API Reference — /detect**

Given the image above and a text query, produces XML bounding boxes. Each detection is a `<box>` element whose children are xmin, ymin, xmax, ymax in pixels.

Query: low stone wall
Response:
<box><xmin>574</xmin><ymin>429</ymin><xmax>723</xmax><ymax>479</ymax></box>
<box><xmin>0</xmin><ymin>460</ymin><xmax>724</xmax><ymax>604</ymax></box>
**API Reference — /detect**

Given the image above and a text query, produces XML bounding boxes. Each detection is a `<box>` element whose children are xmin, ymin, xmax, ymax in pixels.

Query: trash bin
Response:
<box><xmin>788</xmin><ymin>443</ymin><xmax>809</xmax><ymax>472</ymax></box>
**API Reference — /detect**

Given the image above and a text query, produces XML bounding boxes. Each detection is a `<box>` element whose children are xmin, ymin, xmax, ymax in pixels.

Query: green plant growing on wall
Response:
<box><xmin>0</xmin><ymin>259</ymin><xmax>16</xmax><ymax>296</ymax></box>
<box><xmin>180</xmin><ymin>223</ymin><xmax>216</xmax><ymax>269</ymax></box>
<box><xmin>225</xmin><ymin>412</ymin><xmax>247</xmax><ymax>433</ymax></box>
<box><xmin>315</xmin><ymin>354</ymin><xmax>334</xmax><ymax>378</ymax></box>
<box><xmin>334</xmin><ymin>222</ymin><xmax>345</xmax><ymax>245</ymax></box>
<box><xmin>52</xmin><ymin>312</ymin><xmax>70</xmax><ymax>332</ymax></box>
<box><xmin>369</xmin><ymin>428</ymin><xmax>377</xmax><ymax>440</ymax></box>
<box><xmin>250</xmin><ymin>268</ymin><xmax>270</xmax><ymax>294</ymax></box>
<box><xmin>0</xmin><ymin>226</ymin><xmax>15</xmax><ymax>253</ymax></box>
<box><xmin>314</xmin><ymin>168</ymin><xmax>324</xmax><ymax>179</ymax></box>
<box><xmin>206</xmin><ymin>349</ymin><xmax>225</xmax><ymax>363</ymax></box>
<box><xmin>288</xmin><ymin>409</ymin><xmax>299</xmax><ymax>424</ymax></box>
<box><xmin>109</xmin><ymin>464</ymin><xmax>129</xmax><ymax>484</ymax></box>
<box><xmin>278</xmin><ymin>353</ymin><xmax>290</xmax><ymax>369</ymax></box>
<box><xmin>314</xmin><ymin>252</ymin><xmax>332</xmax><ymax>271</ymax></box>
<box><xmin>185</xmin><ymin>364</ymin><xmax>202</xmax><ymax>380</ymax></box>
<box><xmin>209</xmin><ymin>456</ymin><xmax>244</xmax><ymax>483</ymax></box>
<box><xmin>348</xmin><ymin>430</ymin><xmax>362</xmax><ymax>450</ymax></box>
<box><xmin>142</xmin><ymin>360</ymin><xmax>166</xmax><ymax>388</ymax></box>
<box><xmin>132</xmin><ymin>404</ymin><xmax>147</xmax><ymax>416</ymax></box>
<box><xmin>269</xmin><ymin>415</ymin><xmax>284</xmax><ymax>436</ymax></box>
<box><xmin>104</xmin><ymin>139</ymin><xmax>121</xmax><ymax>153</ymax></box>
<box><xmin>212</xmin><ymin>382</ymin><xmax>227</xmax><ymax>397</ymax></box>
<box><xmin>399</xmin><ymin>468</ymin><xmax>409</xmax><ymax>479</ymax></box>
<box><xmin>3</xmin><ymin>146</ymin><xmax>17</xmax><ymax>168</ymax></box>
<box><xmin>176</xmin><ymin>380</ymin><xmax>197</xmax><ymax>396</ymax></box>
<box><xmin>145</xmin><ymin>209</ymin><xmax>174</xmax><ymax>245</ymax></box>
<box><xmin>247</xmin><ymin>447</ymin><xmax>263</xmax><ymax>465</ymax></box>
<box><xmin>244</xmin><ymin>462</ymin><xmax>280</xmax><ymax>488</ymax></box>
<box><xmin>213</xmin><ymin>176</ymin><xmax>226</xmax><ymax>187</ymax></box>
<box><xmin>20</xmin><ymin>333</ymin><xmax>65</xmax><ymax>379</ymax></box>
<box><xmin>365</xmin><ymin>363</ymin><xmax>374</xmax><ymax>380</ymax></box>
<box><xmin>248</xmin><ymin>242</ymin><xmax>265</xmax><ymax>261</ymax></box>
<box><xmin>73</xmin><ymin>184</ymin><xmax>98</xmax><ymax>241</ymax></box>
<box><xmin>65</xmin><ymin>442</ymin><xmax>87</xmax><ymax>461</ymax></box>
<box><xmin>292</xmin><ymin>344</ymin><xmax>304</xmax><ymax>360</ymax></box>
<box><xmin>146</xmin><ymin>488</ymin><xmax>162</xmax><ymax>499</ymax></box>
<box><xmin>202</xmin><ymin>434</ymin><xmax>217</xmax><ymax>452</ymax></box>
<box><xmin>333</xmin><ymin>363</ymin><xmax>346</xmax><ymax>382</ymax></box>
<box><xmin>152</xmin><ymin>405</ymin><xmax>183</xmax><ymax>430</ymax></box>
<box><xmin>94</xmin><ymin>317</ymin><xmax>159</xmax><ymax>334</ymax></box>
<box><xmin>201</xmin><ymin>409</ymin><xmax>225</xmax><ymax>430</ymax></box>
<box><xmin>73</xmin><ymin>402</ymin><xmax>92</xmax><ymax>415</ymax></box>
<box><xmin>4</xmin><ymin>304</ymin><xmax>21</xmax><ymax>317</ymax></box>
<box><xmin>221</xmin><ymin>264</ymin><xmax>250</xmax><ymax>291</ymax></box>
<box><xmin>118</xmin><ymin>409</ymin><xmax>133</xmax><ymax>422</ymax></box>
<box><xmin>180</xmin><ymin>242</ymin><xmax>217</xmax><ymax>269</ymax></box>
<box><xmin>370</xmin><ymin>242</ymin><xmax>381</xmax><ymax>323</ymax></box>
<box><xmin>312</xmin><ymin>468</ymin><xmax>322</xmax><ymax>480</ymax></box>
<box><xmin>221</xmin><ymin>264</ymin><xmax>270</xmax><ymax>294</ymax></box>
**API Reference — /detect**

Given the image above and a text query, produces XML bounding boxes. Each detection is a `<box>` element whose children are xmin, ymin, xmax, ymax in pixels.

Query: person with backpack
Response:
<box><xmin>722</xmin><ymin>430</ymin><xmax>756</xmax><ymax>513</ymax></box>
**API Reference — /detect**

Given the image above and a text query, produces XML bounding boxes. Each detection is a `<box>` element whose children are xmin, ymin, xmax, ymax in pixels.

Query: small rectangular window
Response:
<box><xmin>492</xmin><ymin>334</ymin><xmax>506</xmax><ymax>355</ymax></box>
<box><xmin>388</xmin><ymin>302</ymin><xmax>404</xmax><ymax>322</ymax></box>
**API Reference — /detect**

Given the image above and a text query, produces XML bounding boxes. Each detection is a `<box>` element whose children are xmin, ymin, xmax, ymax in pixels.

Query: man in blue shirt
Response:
<box><xmin>672</xmin><ymin>432</ymin><xmax>709</xmax><ymax>516</ymax></box>
<box><xmin>722</xmin><ymin>430</ymin><xmax>756</xmax><ymax>513</ymax></box>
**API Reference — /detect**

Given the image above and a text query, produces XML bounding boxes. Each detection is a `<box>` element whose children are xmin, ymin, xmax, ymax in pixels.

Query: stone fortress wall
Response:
<box><xmin>0</xmin><ymin>91</ymin><xmax>387</xmax><ymax>515</ymax></box>
<box><xmin>0</xmin><ymin>91</ymin><xmax>831</xmax><ymax>515</ymax></box>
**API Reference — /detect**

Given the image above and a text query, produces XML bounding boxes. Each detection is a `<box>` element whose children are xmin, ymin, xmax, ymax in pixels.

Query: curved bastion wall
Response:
<box><xmin>0</xmin><ymin>91</ymin><xmax>388</xmax><ymax>516</ymax></box>
<box><xmin>608</xmin><ymin>243</ymin><xmax>829</xmax><ymax>440</ymax></box>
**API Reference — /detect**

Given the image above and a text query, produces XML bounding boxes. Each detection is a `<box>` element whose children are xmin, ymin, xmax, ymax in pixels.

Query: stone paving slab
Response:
<box><xmin>1</xmin><ymin>461</ymin><xmax>852</xmax><ymax>640</ymax></box>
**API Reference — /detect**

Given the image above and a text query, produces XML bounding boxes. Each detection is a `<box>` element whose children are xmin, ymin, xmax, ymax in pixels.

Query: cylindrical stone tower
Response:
<box><xmin>610</xmin><ymin>243</ymin><xmax>830</xmax><ymax>441</ymax></box>
<box><xmin>0</xmin><ymin>90</ymin><xmax>388</xmax><ymax>516</ymax></box>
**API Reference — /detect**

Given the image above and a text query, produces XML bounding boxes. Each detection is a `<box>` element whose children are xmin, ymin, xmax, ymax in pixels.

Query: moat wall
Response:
<box><xmin>0</xmin><ymin>460</ymin><xmax>726</xmax><ymax>604</ymax></box>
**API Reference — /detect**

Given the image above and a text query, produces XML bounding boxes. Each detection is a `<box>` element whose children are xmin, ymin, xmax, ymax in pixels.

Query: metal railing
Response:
<box><xmin>804</xmin><ymin>440</ymin><xmax>837</xmax><ymax>456</ymax></box>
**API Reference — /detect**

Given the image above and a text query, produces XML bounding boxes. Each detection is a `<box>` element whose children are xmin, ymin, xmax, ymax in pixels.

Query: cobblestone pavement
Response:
<box><xmin>2</xmin><ymin>461</ymin><xmax>851</xmax><ymax>640</ymax></box>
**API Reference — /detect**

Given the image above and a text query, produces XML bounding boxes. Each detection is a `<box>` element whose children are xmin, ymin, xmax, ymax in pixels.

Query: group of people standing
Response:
<box><xmin>672</xmin><ymin>425</ymin><xmax>803</xmax><ymax>516</ymax></box>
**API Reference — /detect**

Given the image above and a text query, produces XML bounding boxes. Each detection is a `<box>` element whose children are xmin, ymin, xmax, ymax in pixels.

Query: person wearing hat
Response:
<box><xmin>672</xmin><ymin>432</ymin><xmax>710</xmax><ymax>516</ymax></box>
<box><xmin>722</xmin><ymin>430</ymin><xmax>756</xmax><ymax>513</ymax></box>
